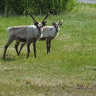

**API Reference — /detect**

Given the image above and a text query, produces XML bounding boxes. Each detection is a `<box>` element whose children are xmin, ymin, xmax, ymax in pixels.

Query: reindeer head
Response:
<box><xmin>52</xmin><ymin>20</ymin><xmax>63</xmax><ymax>32</ymax></box>
<box><xmin>29</xmin><ymin>13</ymin><xmax>50</xmax><ymax>33</ymax></box>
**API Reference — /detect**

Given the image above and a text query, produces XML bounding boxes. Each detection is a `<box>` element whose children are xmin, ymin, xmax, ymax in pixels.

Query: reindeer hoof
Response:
<box><xmin>2</xmin><ymin>57</ymin><xmax>5</xmax><ymax>60</ymax></box>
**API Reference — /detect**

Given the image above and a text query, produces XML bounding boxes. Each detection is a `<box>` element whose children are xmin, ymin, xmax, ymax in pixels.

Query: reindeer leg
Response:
<box><xmin>49</xmin><ymin>40</ymin><xmax>51</xmax><ymax>54</ymax></box>
<box><xmin>3</xmin><ymin>38</ymin><xmax>14</xmax><ymax>59</ymax></box>
<box><xmin>46</xmin><ymin>40</ymin><xmax>50</xmax><ymax>54</ymax></box>
<box><xmin>46</xmin><ymin>40</ymin><xmax>48</xmax><ymax>54</ymax></box>
<box><xmin>18</xmin><ymin>42</ymin><xmax>26</xmax><ymax>55</ymax></box>
<box><xmin>33</xmin><ymin>41</ymin><xmax>36</xmax><ymax>58</ymax></box>
<box><xmin>14</xmin><ymin>41</ymin><xmax>20</xmax><ymax>56</ymax></box>
<box><xmin>26</xmin><ymin>42</ymin><xmax>31</xmax><ymax>58</ymax></box>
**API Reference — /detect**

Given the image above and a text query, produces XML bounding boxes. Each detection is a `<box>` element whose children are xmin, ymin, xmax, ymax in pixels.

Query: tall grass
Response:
<box><xmin>0</xmin><ymin>4</ymin><xmax>96</xmax><ymax>96</ymax></box>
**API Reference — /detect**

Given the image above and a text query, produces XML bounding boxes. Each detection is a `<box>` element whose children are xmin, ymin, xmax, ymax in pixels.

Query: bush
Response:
<box><xmin>65</xmin><ymin>0</ymin><xmax>77</xmax><ymax>11</ymax></box>
<box><xmin>0</xmin><ymin>0</ymin><xmax>77</xmax><ymax>16</ymax></box>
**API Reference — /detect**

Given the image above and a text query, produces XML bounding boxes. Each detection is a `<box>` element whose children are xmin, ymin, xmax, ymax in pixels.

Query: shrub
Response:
<box><xmin>0</xmin><ymin>0</ymin><xmax>77</xmax><ymax>15</ymax></box>
<box><xmin>65</xmin><ymin>0</ymin><xmax>77</xmax><ymax>11</ymax></box>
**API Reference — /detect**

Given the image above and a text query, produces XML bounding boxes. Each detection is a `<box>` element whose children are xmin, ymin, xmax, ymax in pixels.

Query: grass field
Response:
<box><xmin>0</xmin><ymin>4</ymin><xmax>96</xmax><ymax>96</ymax></box>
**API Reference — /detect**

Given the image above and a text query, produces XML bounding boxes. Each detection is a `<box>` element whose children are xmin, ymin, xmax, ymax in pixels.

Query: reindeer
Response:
<box><xmin>15</xmin><ymin>20</ymin><xmax>63</xmax><ymax>55</ymax></box>
<box><xmin>3</xmin><ymin>13</ymin><xmax>50</xmax><ymax>59</ymax></box>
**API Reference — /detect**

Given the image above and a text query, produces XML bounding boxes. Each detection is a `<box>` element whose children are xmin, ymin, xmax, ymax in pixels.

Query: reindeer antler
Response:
<box><xmin>29</xmin><ymin>13</ymin><xmax>37</xmax><ymax>22</ymax></box>
<box><xmin>42</xmin><ymin>13</ymin><xmax>50</xmax><ymax>22</ymax></box>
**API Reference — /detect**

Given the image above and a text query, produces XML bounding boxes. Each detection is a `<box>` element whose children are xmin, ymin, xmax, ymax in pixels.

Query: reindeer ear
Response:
<box><xmin>59</xmin><ymin>19</ymin><xmax>63</xmax><ymax>26</ymax></box>
<box><xmin>52</xmin><ymin>20</ymin><xmax>55</xmax><ymax>26</ymax></box>
<box><xmin>42</xmin><ymin>21</ymin><xmax>47</xmax><ymax>26</ymax></box>
<box><xmin>52</xmin><ymin>22</ymin><xmax>55</xmax><ymax>25</ymax></box>
<box><xmin>59</xmin><ymin>22</ymin><xmax>62</xmax><ymax>26</ymax></box>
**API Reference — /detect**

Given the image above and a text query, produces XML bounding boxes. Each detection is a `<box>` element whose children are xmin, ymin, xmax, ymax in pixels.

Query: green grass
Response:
<box><xmin>0</xmin><ymin>4</ymin><xmax>96</xmax><ymax>96</ymax></box>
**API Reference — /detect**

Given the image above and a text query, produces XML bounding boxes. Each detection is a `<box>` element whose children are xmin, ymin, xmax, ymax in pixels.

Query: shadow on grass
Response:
<box><xmin>92</xmin><ymin>68</ymin><xmax>96</xmax><ymax>71</ymax></box>
<box><xmin>1</xmin><ymin>57</ymin><xmax>16</xmax><ymax>62</ymax></box>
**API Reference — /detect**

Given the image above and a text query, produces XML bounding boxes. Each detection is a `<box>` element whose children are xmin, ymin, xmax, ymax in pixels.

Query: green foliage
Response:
<box><xmin>65</xmin><ymin>0</ymin><xmax>77</xmax><ymax>11</ymax></box>
<box><xmin>0</xmin><ymin>0</ymin><xmax>76</xmax><ymax>15</ymax></box>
